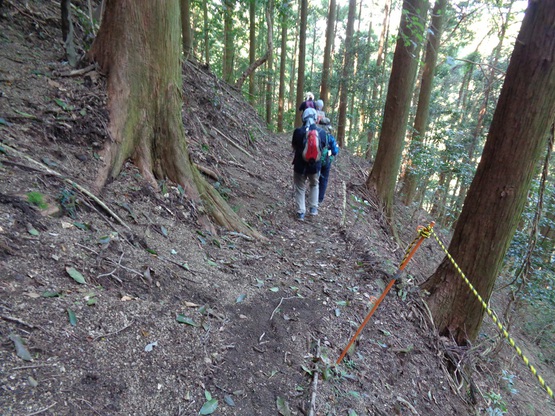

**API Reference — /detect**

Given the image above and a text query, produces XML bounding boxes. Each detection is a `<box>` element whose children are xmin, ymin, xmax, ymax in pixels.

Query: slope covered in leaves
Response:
<box><xmin>0</xmin><ymin>2</ymin><xmax>554</xmax><ymax>415</ymax></box>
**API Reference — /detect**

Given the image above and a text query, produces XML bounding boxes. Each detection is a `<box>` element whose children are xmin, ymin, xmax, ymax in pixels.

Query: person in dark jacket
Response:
<box><xmin>291</xmin><ymin>108</ymin><xmax>327</xmax><ymax>220</ymax></box>
<box><xmin>317</xmin><ymin>121</ymin><xmax>340</xmax><ymax>204</ymax></box>
<box><xmin>298</xmin><ymin>92</ymin><xmax>315</xmax><ymax>112</ymax></box>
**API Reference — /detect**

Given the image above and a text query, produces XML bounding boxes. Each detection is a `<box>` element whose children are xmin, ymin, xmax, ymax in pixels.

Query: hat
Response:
<box><xmin>305</xmin><ymin>92</ymin><xmax>314</xmax><ymax>101</ymax></box>
<box><xmin>320</xmin><ymin>116</ymin><xmax>331</xmax><ymax>125</ymax></box>
<box><xmin>315</xmin><ymin>100</ymin><xmax>324</xmax><ymax>111</ymax></box>
<box><xmin>302</xmin><ymin>108</ymin><xmax>317</xmax><ymax>124</ymax></box>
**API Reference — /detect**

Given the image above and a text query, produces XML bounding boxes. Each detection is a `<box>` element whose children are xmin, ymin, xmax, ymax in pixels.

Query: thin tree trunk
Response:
<box><xmin>277</xmin><ymin>2</ymin><xmax>289</xmax><ymax>132</ymax></box>
<box><xmin>336</xmin><ymin>0</ymin><xmax>356</xmax><ymax>147</ymax></box>
<box><xmin>401</xmin><ymin>0</ymin><xmax>447</xmax><ymax>205</ymax></box>
<box><xmin>248</xmin><ymin>0</ymin><xmax>256</xmax><ymax>103</ymax></box>
<box><xmin>319</xmin><ymin>0</ymin><xmax>335</xmax><ymax>107</ymax></box>
<box><xmin>294</xmin><ymin>0</ymin><xmax>308</xmax><ymax>127</ymax></box>
<box><xmin>180</xmin><ymin>0</ymin><xmax>193</xmax><ymax>61</ymax></box>
<box><xmin>366</xmin><ymin>0</ymin><xmax>429</xmax><ymax>220</ymax></box>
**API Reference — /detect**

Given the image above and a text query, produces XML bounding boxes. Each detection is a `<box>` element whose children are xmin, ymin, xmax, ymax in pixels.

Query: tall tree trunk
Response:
<box><xmin>294</xmin><ymin>0</ymin><xmax>308</xmax><ymax>127</ymax></box>
<box><xmin>336</xmin><ymin>0</ymin><xmax>356</xmax><ymax>147</ymax></box>
<box><xmin>288</xmin><ymin>22</ymin><xmax>298</xmax><ymax>112</ymax></box>
<box><xmin>366</xmin><ymin>0</ymin><xmax>391</xmax><ymax>160</ymax></box>
<box><xmin>223</xmin><ymin>0</ymin><xmax>235</xmax><ymax>83</ymax></box>
<box><xmin>248</xmin><ymin>0</ymin><xmax>256</xmax><ymax>103</ymax></box>
<box><xmin>180</xmin><ymin>0</ymin><xmax>193</xmax><ymax>61</ymax></box>
<box><xmin>422</xmin><ymin>0</ymin><xmax>555</xmax><ymax>345</ymax></box>
<box><xmin>401</xmin><ymin>0</ymin><xmax>447</xmax><ymax>205</ymax></box>
<box><xmin>60</xmin><ymin>0</ymin><xmax>77</xmax><ymax>66</ymax></box>
<box><xmin>265</xmin><ymin>0</ymin><xmax>274</xmax><ymax>126</ymax></box>
<box><xmin>366</xmin><ymin>0</ymin><xmax>429</xmax><ymax>221</ymax></box>
<box><xmin>88</xmin><ymin>0</ymin><xmax>262</xmax><ymax>239</ymax></box>
<box><xmin>202</xmin><ymin>1</ymin><xmax>210</xmax><ymax>66</ymax></box>
<box><xmin>319</xmin><ymin>0</ymin><xmax>336</xmax><ymax>107</ymax></box>
<box><xmin>277</xmin><ymin>1</ymin><xmax>289</xmax><ymax>132</ymax></box>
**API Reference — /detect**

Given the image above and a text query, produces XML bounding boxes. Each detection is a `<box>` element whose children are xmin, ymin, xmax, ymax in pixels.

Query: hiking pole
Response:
<box><xmin>336</xmin><ymin>222</ymin><xmax>435</xmax><ymax>365</ymax></box>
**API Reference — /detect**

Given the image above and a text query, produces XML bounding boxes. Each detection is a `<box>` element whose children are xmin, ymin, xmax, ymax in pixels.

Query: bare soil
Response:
<box><xmin>1</xmin><ymin>2</ymin><xmax>554</xmax><ymax>415</ymax></box>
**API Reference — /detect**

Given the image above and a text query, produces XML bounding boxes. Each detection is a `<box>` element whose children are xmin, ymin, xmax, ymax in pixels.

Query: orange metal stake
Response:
<box><xmin>336</xmin><ymin>223</ymin><xmax>434</xmax><ymax>365</ymax></box>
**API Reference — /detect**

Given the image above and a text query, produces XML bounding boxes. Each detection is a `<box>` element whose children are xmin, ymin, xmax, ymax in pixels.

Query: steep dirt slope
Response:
<box><xmin>1</xmin><ymin>2</ymin><xmax>554</xmax><ymax>415</ymax></box>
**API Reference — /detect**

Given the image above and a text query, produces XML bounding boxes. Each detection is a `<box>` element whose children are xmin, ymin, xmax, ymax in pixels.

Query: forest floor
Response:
<box><xmin>1</xmin><ymin>2</ymin><xmax>554</xmax><ymax>415</ymax></box>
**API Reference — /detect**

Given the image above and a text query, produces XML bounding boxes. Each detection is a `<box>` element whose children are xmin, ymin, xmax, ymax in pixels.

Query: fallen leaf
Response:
<box><xmin>236</xmin><ymin>293</ymin><xmax>246</xmax><ymax>303</ymax></box>
<box><xmin>276</xmin><ymin>396</ymin><xmax>292</xmax><ymax>416</ymax></box>
<box><xmin>66</xmin><ymin>267</ymin><xmax>86</xmax><ymax>284</ymax></box>
<box><xmin>67</xmin><ymin>308</ymin><xmax>77</xmax><ymax>326</ymax></box>
<box><xmin>176</xmin><ymin>314</ymin><xmax>200</xmax><ymax>327</ymax></box>
<box><xmin>121</xmin><ymin>295</ymin><xmax>134</xmax><ymax>302</ymax></box>
<box><xmin>9</xmin><ymin>333</ymin><xmax>32</xmax><ymax>361</ymax></box>
<box><xmin>199</xmin><ymin>398</ymin><xmax>218</xmax><ymax>415</ymax></box>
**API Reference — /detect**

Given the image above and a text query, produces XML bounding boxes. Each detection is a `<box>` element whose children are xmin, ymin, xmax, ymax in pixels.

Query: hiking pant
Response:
<box><xmin>319</xmin><ymin>162</ymin><xmax>332</xmax><ymax>203</ymax></box>
<box><xmin>294</xmin><ymin>171</ymin><xmax>319</xmax><ymax>214</ymax></box>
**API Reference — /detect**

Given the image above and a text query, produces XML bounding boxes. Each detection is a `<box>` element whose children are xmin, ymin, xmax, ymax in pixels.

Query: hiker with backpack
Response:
<box><xmin>316</xmin><ymin>117</ymin><xmax>340</xmax><ymax>204</ymax></box>
<box><xmin>291</xmin><ymin>107</ymin><xmax>327</xmax><ymax>221</ymax></box>
<box><xmin>298</xmin><ymin>92</ymin><xmax>315</xmax><ymax>112</ymax></box>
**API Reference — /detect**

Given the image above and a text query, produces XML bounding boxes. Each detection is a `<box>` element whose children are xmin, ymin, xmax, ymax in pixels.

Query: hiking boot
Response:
<box><xmin>297</xmin><ymin>212</ymin><xmax>305</xmax><ymax>221</ymax></box>
<box><xmin>309</xmin><ymin>207</ymin><xmax>318</xmax><ymax>216</ymax></box>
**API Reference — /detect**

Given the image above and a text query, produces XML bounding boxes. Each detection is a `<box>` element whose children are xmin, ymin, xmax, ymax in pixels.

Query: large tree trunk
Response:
<box><xmin>365</xmin><ymin>0</ymin><xmax>429</xmax><ymax>220</ymax></box>
<box><xmin>336</xmin><ymin>0</ymin><xmax>356</xmax><ymax>147</ymax></box>
<box><xmin>319</xmin><ymin>0</ymin><xmax>336</xmax><ymax>107</ymax></box>
<box><xmin>422</xmin><ymin>0</ymin><xmax>555</xmax><ymax>345</ymax></box>
<box><xmin>88</xmin><ymin>0</ymin><xmax>262</xmax><ymax>239</ymax></box>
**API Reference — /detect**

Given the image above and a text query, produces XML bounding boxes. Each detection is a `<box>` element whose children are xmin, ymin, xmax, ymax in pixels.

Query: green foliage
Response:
<box><xmin>27</xmin><ymin>191</ymin><xmax>48</xmax><ymax>210</ymax></box>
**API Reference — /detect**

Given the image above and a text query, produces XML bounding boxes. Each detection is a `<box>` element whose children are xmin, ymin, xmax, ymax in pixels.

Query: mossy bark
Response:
<box><xmin>89</xmin><ymin>0</ymin><xmax>263</xmax><ymax>239</ymax></box>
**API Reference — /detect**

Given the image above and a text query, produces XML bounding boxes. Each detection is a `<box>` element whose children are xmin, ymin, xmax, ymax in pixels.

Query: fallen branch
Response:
<box><xmin>0</xmin><ymin>314</ymin><xmax>35</xmax><ymax>329</ymax></box>
<box><xmin>1</xmin><ymin>142</ymin><xmax>130</xmax><ymax>230</ymax></box>
<box><xmin>194</xmin><ymin>163</ymin><xmax>220</xmax><ymax>181</ymax></box>
<box><xmin>212</xmin><ymin>126</ymin><xmax>253</xmax><ymax>159</ymax></box>
<box><xmin>308</xmin><ymin>339</ymin><xmax>321</xmax><ymax>416</ymax></box>
<box><xmin>92</xmin><ymin>320</ymin><xmax>134</xmax><ymax>341</ymax></box>
<box><xmin>57</xmin><ymin>63</ymin><xmax>96</xmax><ymax>77</ymax></box>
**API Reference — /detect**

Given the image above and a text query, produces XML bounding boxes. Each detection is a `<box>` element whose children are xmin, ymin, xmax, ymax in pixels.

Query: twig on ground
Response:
<box><xmin>308</xmin><ymin>339</ymin><xmax>321</xmax><ymax>416</ymax></box>
<box><xmin>1</xmin><ymin>142</ymin><xmax>130</xmax><ymax>230</ymax></box>
<box><xmin>10</xmin><ymin>364</ymin><xmax>56</xmax><ymax>371</ymax></box>
<box><xmin>25</xmin><ymin>402</ymin><xmax>57</xmax><ymax>416</ymax></box>
<box><xmin>92</xmin><ymin>320</ymin><xmax>134</xmax><ymax>341</ymax></box>
<box><xmin>0</xmin><ymin>314</ymin><xmax>35</xmax><ymax>329</ymax></box>
<box><xmin>269</xmin><ymin>297</ymin><xmax>296</xmax><ymax>321</ymax></box>
<box><xmin>56</xmin><ymin>64</ymin><xmax>96</xmax><ymax>77</ymax></box>
<box><xmin>212</xmin><ymin>126</ymin><xmax>253</xmax><ymax>158</ymax></box>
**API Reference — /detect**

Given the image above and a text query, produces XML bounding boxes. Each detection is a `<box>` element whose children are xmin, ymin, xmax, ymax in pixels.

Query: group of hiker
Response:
<box><xmin>291</xmin><ymin>92</ymin><xmax>340</xmax><ymax>221</ymax></box>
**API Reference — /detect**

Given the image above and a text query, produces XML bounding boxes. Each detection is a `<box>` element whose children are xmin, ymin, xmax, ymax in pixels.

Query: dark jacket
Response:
<box><xmin>291</xmin><ymin>123</ymin><xmax>327</xmax><ymax>175</ymax></box>
<box><xmin>298</xmin><ymin>99</ymin><xmax>315</xmax><ymax>112</ymax></box>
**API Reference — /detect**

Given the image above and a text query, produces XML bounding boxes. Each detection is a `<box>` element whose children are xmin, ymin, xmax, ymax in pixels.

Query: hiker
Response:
<box><xmin>291</xmin><ymin>108</ymin><xmax>327</xmax><ymax>220</ymax></box>
<box><xmin>298</xmin><ymin>92</ymin><xmax>315</xmax><ymax>112</ymax></box>
<box><xmin>317</xmin><ymin>118</ymin><xmax>340</xmax><ymax>204</ymax></box>
<box><xmin>313</xmin><ymin>99</ymin><xmax>339</xmax><ymax>204</ymax></box>
<box><xmin>315</xmin><ymin>99</ymin><xmax>325</xmax><ymax>124</ymax></box>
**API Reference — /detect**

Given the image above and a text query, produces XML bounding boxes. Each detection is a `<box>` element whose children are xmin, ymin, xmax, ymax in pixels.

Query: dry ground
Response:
<box><xmin>1</xmin><ymin>2</ymin><xmax>554</xmax><ymax>415</ymax></box>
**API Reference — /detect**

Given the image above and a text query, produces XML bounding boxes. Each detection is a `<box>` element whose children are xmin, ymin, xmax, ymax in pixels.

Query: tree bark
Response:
<box><xmin>180</xmin><ymin>0</ymin><xmax>193</xmax><ymax>61</ymax></box>
<box><xmin>320</xmin><ymin>0</ymin><xmax>336</xmax><ymax>109</ymax></box>
<box><xmin>422</xmin><ymin>0</ymin><xmax>555</xmax><ymax>345</ymax></box>
<box><xmin>248</xmin><ymin>0</ymin><xmax>256</xmax><ymax>103</ymax></box>
<box><xmin>294</xmin><ymin>0</ymin><xmax>308</xmax><ymax>127</ymax></box>
<box><xmin>366</xmin><ymin>0</ymin><xmax>429</xmax><ymax>220</ymax></box>
<box><xmin>401</xmin><ymin>0</ymin><xmax>447</xmax><ymax>205</ymax></box>
<box><xmin>336</xmin><ymin>0</ymin><xmax>356</xmax><ymax>147</ymax></box>
<box><xmin>88</xmin><ymin>0</ymin><xmax>263</xmax><ymax>239</ymax></box>
<box><xmin>223</xmin><ymin>0</ymin><xmax>235</xmax><ymax>83</ymax></box>
<box><xmin>265</xmin><ymin>0</ymin><xmax>274</xmax><ymax>126</ymax></box>
<box><xmin>277</xmin><ymin>1</ymin><xmax>290</xmax><ymax>132</ymax></box>
<box><xmin>366</xmin><ymin>0</ymin><xmax>391</xmax><ymax>160</ymax></box>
